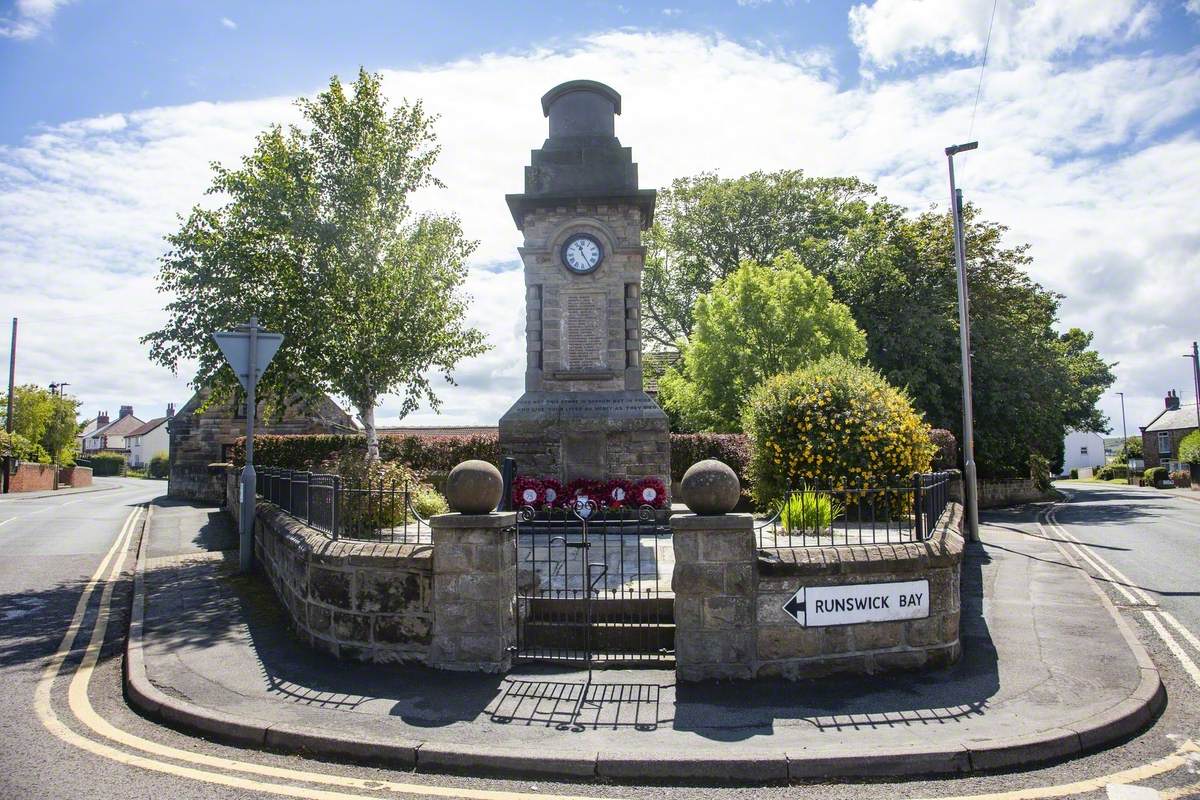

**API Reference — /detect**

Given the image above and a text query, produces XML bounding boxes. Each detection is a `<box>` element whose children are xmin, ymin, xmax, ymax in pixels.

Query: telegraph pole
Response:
<box><xmin>946</xmin><ymin>143</ymin><xmax>980</xmax><ymax>542</ymax></box>
<box><xmin>1186</xmin><ymin>342</ymin><xmax>1200</xmax><ymax>433</ymax></box>
<box><xmin>3</xmin><ymin>317</ymin><xmax>16</xmax><ymax>494</ymax></box>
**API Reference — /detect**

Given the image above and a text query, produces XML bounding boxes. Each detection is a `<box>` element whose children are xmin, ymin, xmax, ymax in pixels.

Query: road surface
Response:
<box><xmin>1</xmin><ymin>477</ymin><xmax>1198</xmax><ymax>799</ymax></box>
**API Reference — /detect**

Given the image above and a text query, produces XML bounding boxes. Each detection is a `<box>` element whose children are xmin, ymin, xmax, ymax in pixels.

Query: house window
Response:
<box><xmin>1158</xmin><ymin>431</ymin><xmax>1171</xmax><ymax>456</ymax></box>
<box><xmin>1080</xmin><ymin>446</ymin><xmax>1088</xmax><ymax>455</ymax></box>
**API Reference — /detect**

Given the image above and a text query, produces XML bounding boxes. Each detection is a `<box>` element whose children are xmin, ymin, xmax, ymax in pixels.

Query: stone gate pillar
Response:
<box><xmin>429</xmin><ymin>461</ymin><xmax>517</xmax><ymax>673</ymax></box>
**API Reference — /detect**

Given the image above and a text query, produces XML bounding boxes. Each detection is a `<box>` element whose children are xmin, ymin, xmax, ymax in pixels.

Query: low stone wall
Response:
<box><xmin>8</xmin><ymin>463</ymin><xmax>55</xmax><ymax>492</ymax></box>
<box><xmin>977</xmin><ymin>478</ymin><xmax>1050</xmax><ymax>509</ymax></box>
<box><xmin>59</xmin><ymin>465</ymin><xmax>92</xmax><ymax>487</ymax></box>
<box><xmin>674</xmin><ymin>501</ymin><xmax>964</xmax><ymax>682</ymax></box>
<box><xmin>254</xmin><ymin>503</ymin><xmax>434</xmax><ymax>663</ymax></box>
<box><xmin>170</xmin><ymin>461</ymin><xmax>232</xmax><ymax>504</ymax></box>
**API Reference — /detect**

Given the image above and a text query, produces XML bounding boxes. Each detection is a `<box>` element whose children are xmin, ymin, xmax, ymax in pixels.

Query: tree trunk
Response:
<box><xmin>358</xmin><ymin>401</ymin><xmax>379</xmax><ymax>463</ymax></box>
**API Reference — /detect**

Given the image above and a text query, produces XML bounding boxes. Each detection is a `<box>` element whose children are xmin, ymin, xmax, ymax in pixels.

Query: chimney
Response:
<box><xmin>1166</xmin><ymin>390</ymin><xmax>1181</xmax><ymax>411</ymax></box>
<box><xmin>119</xmin><ymin>405</ymin><xmax>134</xmax><ymax>419</ymax></box>
<box><xmin>97</xmin><ymin>411</ymin><xmax>109</xmax><ymax>427</ymax></box>
<box><xmin>166</xmin><ymin>403</ymin><xmax>175</xmax><ymax>418</ymax></box>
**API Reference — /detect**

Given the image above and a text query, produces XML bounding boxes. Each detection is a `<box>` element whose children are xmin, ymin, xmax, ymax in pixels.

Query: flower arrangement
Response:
<box><xmin>511</xmin><ymin>476</ymin><xmax>544</xmax><ymax>509</ymax></box>
<box><xmin>565</xmin><ymin>477</ymin><xmax>603</xmax><ymax>505</ymax></box>
<box><xmin>540</xmin><ymin>478</ymin><xmax>563</xmax><ymax>509</ymax></box>
<box><xmin>516</xmin><ymin>476</ymin><xmax>668</xmax><ymax>511</ymax></box>
<box><xmin>634</xmin><ymin>476</ymin><xmax>668</xmax><ymax>508</ymax></box>
<box><xmin>604</xmin><ymin>478</ymin><xmax>635</xmax><ymax>509</ymax></box>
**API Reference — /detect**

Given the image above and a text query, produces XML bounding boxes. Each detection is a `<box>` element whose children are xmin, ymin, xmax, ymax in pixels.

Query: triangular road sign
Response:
<box><xmin>213</xmin><ymin>330</ymin><xmax>284</xmax><ymax>392</ymax></box>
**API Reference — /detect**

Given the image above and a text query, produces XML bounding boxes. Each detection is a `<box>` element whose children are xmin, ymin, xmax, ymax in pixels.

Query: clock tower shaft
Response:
<box><xmin>498</xmin><ymin>80</ymin><xmax>670</xmax><ymax>490</ymax></box>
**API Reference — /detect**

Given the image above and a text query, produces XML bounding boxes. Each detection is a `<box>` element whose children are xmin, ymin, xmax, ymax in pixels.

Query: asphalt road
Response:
<box><xmin>1</xmin><ymin>477</ymin><xmax>1198</xmax><ymax>800</ymax></box>
<box><xmin>1053</xmin><ymin>481</ymin><xmax>1200</xmax><ymax>636</ymax></box>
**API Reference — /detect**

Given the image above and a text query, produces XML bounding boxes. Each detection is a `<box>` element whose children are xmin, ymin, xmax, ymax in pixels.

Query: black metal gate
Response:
<box><xmin>514</xmin><ymin>500</ymin><xmax>673</xmax><ymax>664</ymax></box>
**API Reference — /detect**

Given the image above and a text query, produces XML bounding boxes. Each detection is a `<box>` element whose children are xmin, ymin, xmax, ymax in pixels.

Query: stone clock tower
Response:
<box><xmin>499</xmin><ymin>80</ymin><xmax>670</xmax><ymax>488</ymax></box>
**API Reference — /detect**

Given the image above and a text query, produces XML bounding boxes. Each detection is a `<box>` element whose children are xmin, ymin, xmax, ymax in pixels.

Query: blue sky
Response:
<box><xmin>1</xmin><ymin>0</ymin><xmax>1198</xmax><ymax>440</ymax></box>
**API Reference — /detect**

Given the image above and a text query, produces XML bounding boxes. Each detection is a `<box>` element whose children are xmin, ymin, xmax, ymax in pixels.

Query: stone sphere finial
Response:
<box><xmin>680</xmin><ymin>459</ymin><xmax>741</xmax><ymax>515</ymax></box>
<box><xmin>445</xmin><ymin>460</ymin><xmax>503</xmax><ymax>514</ymax></box>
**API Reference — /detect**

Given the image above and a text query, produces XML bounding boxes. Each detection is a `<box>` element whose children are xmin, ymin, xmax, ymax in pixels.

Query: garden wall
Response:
<box><xmin>253</xmin><ymin>502</ymin><xmax>434</xmax><ymax>663</ymax></box>
<box><xmin>977</xmin><ymin>478</ymin><xmax>1050</xmax><ymax>508</ymax></box>
<box><xmin>7</xmin><ymin>463</ymin><xmax>55</xmax><ymax>492</ymax></box>
<box><xmin>674</xmin><ymin>499</ymin><xmax>964</xmax><ymax>682</ymax></box>
<box><xmin>58</xmin><ymin>465</ymin><xmax>92</xmax><ymax>487</ymax></box>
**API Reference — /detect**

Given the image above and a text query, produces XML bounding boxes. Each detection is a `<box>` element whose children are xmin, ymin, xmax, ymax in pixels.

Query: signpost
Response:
<box><xmin>213</xmin><ymin>317</ymin><xmax>283</xmax><ymax>574</ymax></box>
<box><xmin>782</xmin><ymin>579</ymin><xmax>930</xmax><ymax>628</ymax></box>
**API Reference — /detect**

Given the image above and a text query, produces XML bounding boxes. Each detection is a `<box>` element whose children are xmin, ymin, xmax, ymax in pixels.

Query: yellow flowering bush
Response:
<box><xmin>744</xmin><ymin>355</ymin><xmax>935</xmax><ymax>507</ymax></box>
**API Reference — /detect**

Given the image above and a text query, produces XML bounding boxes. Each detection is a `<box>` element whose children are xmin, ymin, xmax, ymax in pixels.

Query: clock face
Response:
<box><xmin>561</xmin><ymin>233</ymin><xmax>603</xmax><ymax>274</ymax></box>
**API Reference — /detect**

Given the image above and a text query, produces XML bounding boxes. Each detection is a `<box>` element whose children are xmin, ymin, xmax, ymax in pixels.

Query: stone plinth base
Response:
<box><xmin>429</xmin><ymin>512</ymin><xmax>518</xmax><ymax>672</ymax></box>
<box><xmin>499</xmin><ymin>391</ymin><xmax>669</xmax><ymax>486</ymax></box>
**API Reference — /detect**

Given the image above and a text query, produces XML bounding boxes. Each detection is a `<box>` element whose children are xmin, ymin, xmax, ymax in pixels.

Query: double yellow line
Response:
<box><xmin>32</xmin><ymin>503</ymin><xmax>1200</xmax><ymax>800</ymax></box>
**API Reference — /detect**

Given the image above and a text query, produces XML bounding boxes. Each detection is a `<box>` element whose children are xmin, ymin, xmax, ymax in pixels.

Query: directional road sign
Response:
<box><xmin>782</xmin><ymin>579</ymin><xmax>930</xmax><ymax>627</ymax></box>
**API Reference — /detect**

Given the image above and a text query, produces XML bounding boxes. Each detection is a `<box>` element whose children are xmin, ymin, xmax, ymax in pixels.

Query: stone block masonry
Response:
<box><xmin>673</xmin><ymin>501</ymin><xmax>964</xmax><ymax>681</ymax></box>
<box><xmin>429</xmin><ymin>512</ymin><xmax>518</xmax><ymax>673</ymax></box>
<box><xmin>672</xmin><ymin>513</ymin><xmax>757</xmax><ymax>681</ymax></box>
<box><xmin>253</xmin><ymin>504</ymin><xmax>434</xmax><ymax>664</ymax></box>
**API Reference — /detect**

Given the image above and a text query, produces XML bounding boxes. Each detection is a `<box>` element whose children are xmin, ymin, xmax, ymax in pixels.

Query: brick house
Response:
<box><xmin>168</xmin><ymin>387</ymin><xmax>356</xmax><ymax>502</ymax></box>
<box><xmin>1140</xmin><ymin>390</ymin><xmax>1199</xmax><ymax>471</ymax></box>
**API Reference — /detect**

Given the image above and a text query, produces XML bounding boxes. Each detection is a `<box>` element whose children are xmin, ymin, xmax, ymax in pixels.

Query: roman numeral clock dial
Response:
<box><xmin>560</xmin><ymin>233</ymin><xmax>603</xmax><ymax>274</ymax></box>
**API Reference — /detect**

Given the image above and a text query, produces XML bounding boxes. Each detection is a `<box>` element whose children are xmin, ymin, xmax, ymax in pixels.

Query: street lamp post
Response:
<box><xmin>48</xmin><ymin>382</ymin><xmax>69</xmax><ymax>489</ymax></box>
<box><xmin>1116</xmin><ymin>391</ymin><xmax>1130</xmax><ymax>482</ymax></box>
<box><xmin>946</xmin><ymin>141</ymin><xmax>980</xmax><ymax>542</ymax></box>
<box><xmin>1185</xmin><ymin>341</ymin><xmax>1200</xmax><ymax>434</ymax></box>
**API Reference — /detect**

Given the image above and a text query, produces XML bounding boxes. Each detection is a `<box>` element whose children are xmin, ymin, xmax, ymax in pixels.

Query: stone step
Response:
<box><xmin>519</xmin><ymin>619</ymin><xmax>675</xmax><ymax>654</ymax></box>
<box><xmin>524</xmin><ymin>596</ymin><xmax>673</xmax><ymax>624</ymax></box>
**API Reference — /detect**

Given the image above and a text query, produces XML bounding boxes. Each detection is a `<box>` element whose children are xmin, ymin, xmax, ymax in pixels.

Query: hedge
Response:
<box><xmin>89</xmin><ymin>452</ymin><xmax>126</xmax><ymax>476</ymax></box>
<box><xmin>670</xmin><ymin>432</ymin><xmax>751</xmax><ymax>487</ymax></box>
<box><xmin>232</xmin><ymin>433</ymin><xmax>501</xmax><ymax>475</ymax></box>
<box><xmin>930</xmin><ymin>429</ymin><xmax>957</xmax><ymax>470</ymax></box>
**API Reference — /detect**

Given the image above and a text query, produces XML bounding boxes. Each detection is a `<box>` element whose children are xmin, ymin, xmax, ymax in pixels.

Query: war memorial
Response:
<box><xmin>238</xmin><ymin>79</ymin><xmax>964</xmax><ymax>682</ymax></box>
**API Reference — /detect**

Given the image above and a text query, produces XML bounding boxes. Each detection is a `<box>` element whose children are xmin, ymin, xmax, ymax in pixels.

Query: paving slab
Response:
<box><xmin>126</xmin><ymin>497</ymin><xmax>1164</xmax><ymax>783</ymax></box>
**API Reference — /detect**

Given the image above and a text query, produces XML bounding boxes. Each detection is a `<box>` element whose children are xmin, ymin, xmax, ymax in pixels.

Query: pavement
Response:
<box><xmin>125</xmin><ymin>495</ymin><xmax>1166</xmax><ymax>784</ymax></box>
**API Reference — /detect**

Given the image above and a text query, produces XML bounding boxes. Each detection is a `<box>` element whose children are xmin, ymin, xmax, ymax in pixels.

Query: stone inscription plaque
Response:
<box><xmin>562</xmin><ymin>432</ymin><xmax>607</xmax><ymax>482</ymax></box>
<box><xmin>561</xmin><ymin>292</ymin><xmax>607</xmax><ymax>370</ymax></box>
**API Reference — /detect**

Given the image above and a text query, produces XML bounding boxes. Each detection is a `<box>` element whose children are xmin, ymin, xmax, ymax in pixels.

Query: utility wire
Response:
<box><xmin>967</xmin><ymin>0</ymin><xmax>1000</xmax><ymax>140</ymax></box>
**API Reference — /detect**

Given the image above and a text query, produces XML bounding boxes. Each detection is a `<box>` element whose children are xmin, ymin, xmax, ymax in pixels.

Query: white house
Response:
<box><xmin>127</xmin><ymin>405</ymin><xmax>174</xmax><ymax>469</ymax></box>
<box><xmin>81</xmin><ymin>406</ymin><xmax>144</xmax><ymax>454</ymax></box>
<box><xmin>1062</xmin><ymin>429</ymin><xmax>1106</xmax><ymax>476</ymax></box>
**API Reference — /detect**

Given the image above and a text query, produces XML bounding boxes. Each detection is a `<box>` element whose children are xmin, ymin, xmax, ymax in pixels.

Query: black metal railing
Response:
<box><xmin>755</xmin><ymin>471</ymin><xmax>952</xmax><ymax>550</ymax></box>
<box><xmin>514</xmin><ymin>500</ymin><xmax>673</xmax><ymax>664</ymax></box>
<box><xmin>255</xmin><ymin>467</ymin><xmax>433</xmax><ymax>543</ymax></box>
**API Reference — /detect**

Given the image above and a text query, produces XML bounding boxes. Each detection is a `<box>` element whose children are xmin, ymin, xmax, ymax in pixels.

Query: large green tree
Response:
<box><xmin>644</xmin><ymin>170</ymin><xmax>1115</xmax><ymax>477</ymax></box>
<box><xmin>0</xmin><ymin>384</ymin><xmax>80</xmax><ymax>464</ymax></box>
<box><xmin>144</xmin><ymin>70</ymin><xmax>488</xmax><ymax>460</ymax></box>
<box><xmin>657</xmin><ymin>253</ymin><xmax>866</xmax><ymax>432</ymax></box>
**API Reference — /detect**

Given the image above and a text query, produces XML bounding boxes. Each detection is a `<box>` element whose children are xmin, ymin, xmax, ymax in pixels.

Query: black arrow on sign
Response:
<box><xmin>783</xmin><ymin>591</ymin><xmax>806</xmax><ymax>625</ymax></box>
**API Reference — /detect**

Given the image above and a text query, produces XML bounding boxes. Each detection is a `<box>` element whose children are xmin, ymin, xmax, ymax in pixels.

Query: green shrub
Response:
<box><xmin>929</xmin><ymin>429</ymin><xmax>957</xmax><ymax>470</ymax></box>
<box><xmin>778</xmin><ymin>490</ymin><xmax>844</xmax><ymax>534</ymax></box>
<box><xmin>670</xmin><ymin>433</ymin><xmax>751</xmax><ymax>495</ymax></box>
<box><xmin>0</xmin><ymin>430</ymin><xmax>50</xmax><ymax>463</ymax></box>
<box><xmin>1069</xmin><ymin>468</ymin><xmax>1079</xmax><ymax>480</ymax></box>
<box><xmin>1028</xmin><ymin>452</ymin><xmax>1051</xmax><ymax>491</ymax></box>
<box><xmin>410</xmin><ymin>486</ymin><xmax>449</xmax><ymax>518</ymax></box>
<box><xmin>1144</xmin><ymin>466</ymin><xmax>1168</xmax><ymax>487</ymax></box>
<box><xmin>148</xmin><ymin>451</ymin><xmax>169</xmax><ymax>479</ymax></box>
<box><xmin>744</xmin><ymin>355</ymin><xmax>935</xmax><ymax>507</ymax></box>
<box><xmin>1179</xmin><ymin>431</ymin><xmax>1200</xmax><ymax>465</ymax></box>
<box><xmin>90</xmin><ymin>453</ymin><xmax>126</xmax><ymax>476</ymax></box>
<box><xmin>1095</xmin><ymin>464</ymin><xmax>1128</xmax><ymax>481</ymax></box>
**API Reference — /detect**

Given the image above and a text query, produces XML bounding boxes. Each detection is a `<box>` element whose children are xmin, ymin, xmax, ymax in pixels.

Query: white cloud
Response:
<box><xmin>1186</xmin><ymin>0</ymin><xmax>1200</xmax><ymax>16</ymax></box>
<box><xmin>220</xmin><ymin>16</ymin><xmax>236</xmax><ymax>30</ymax></box>
<box><xmin>662</xmin><ymin>8</ymin><xmax>682</xmax><ymax>16</ymax></box>
<box><xmin>1</xmin><ymin>30</ymin><xmax>1197</xmax><ymax>434</ymax></box>
<box><xmin>849</xmin><ymin>0</ymin><xmax>1158</xmax><ymax>71</ymax></box>
<box><xmin>1</xmin><ymin>0</ymin><xmax>73</xmax><ymax>39</ymax></box>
